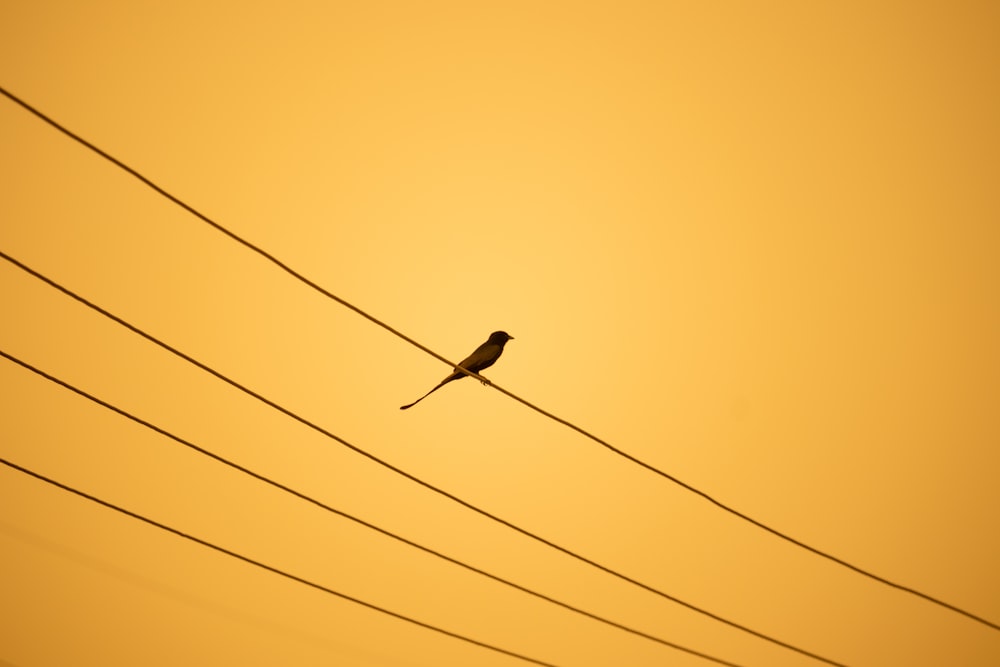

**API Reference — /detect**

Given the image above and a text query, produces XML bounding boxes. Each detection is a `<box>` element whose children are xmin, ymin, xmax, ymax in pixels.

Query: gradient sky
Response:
<box><xmin>2</xmin><ymin>2</ymin><xmax>999</xmax><ymax>666</ymax></box>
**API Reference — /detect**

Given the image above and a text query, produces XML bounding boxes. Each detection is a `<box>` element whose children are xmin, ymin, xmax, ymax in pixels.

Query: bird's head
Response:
<box><xmin>489</xmin><ymin>331</ymin><xmax>514</xmax><ymax>344</ymax></box>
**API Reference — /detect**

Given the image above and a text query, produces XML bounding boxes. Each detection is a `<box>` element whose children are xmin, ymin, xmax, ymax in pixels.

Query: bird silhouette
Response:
<box><xmin>400</xmin><ymin>331</ymin><xmax>514</xmax><ymax>410</ymax></box>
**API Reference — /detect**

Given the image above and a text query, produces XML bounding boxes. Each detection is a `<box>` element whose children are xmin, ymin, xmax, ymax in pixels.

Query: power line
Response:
<box><xmin>0</xmin><ymin>253</ymin><xmax>845</xmax><ymax>666</ymax></box>
<box><xmin>0</xmin><ymin>456</ymin><xmax>563</xmax><ymax>667</ymax></box>
<box><xmin>0</xmin><ymin>349</ymin><xmax>747</xmax><ymax>667</ymax></box>
<box><xmin>1</xmin><ymin>85</ymin><xmax>992</xmax><ymax>635</ymax></box>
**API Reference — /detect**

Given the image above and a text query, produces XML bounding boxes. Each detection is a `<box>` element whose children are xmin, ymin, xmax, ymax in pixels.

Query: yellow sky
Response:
<box><xmin>2</xmin><ymin>1</ymin><xmax>999</xmax><ymax>665</ymax></box>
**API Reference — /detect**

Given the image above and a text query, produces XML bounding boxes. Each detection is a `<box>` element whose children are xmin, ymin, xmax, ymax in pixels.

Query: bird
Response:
<box><xmin>400</xmin><ymin>331</ymin><xmax>514</xmax><ymax>410</ymax></box>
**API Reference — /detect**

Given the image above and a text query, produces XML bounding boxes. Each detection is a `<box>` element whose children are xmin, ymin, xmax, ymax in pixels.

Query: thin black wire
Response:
<box><xmin>1</xmin><ymin>85</ymin><xmax>992</xmax><ymax>635</ymax></box>
<box><xmin>0</xmin><ymin>349</ymin><xmax>747</xmax><ymax>667</ymax></box>
<box><xmin>0</xmin><ymin>457</ymin><xmax>562</xmax><ymax>667</ymax></box>
<box><xmin>0</xmin><ymin>253</ymin><xmax>845</xmax><ymax>666</ymax></box>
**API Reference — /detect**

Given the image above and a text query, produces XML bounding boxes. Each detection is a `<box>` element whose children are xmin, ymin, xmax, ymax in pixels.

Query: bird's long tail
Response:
<box><xmin>399</xmin><ymin>378</ymin><xmax>450</xmax><ymax>410</ymax></box>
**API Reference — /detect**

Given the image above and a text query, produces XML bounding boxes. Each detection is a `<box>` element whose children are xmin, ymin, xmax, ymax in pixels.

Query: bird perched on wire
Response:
<box><xmin>400</xmin><ymin>331</ymin><xmax>514</xmax><ymax>410</ymax></box>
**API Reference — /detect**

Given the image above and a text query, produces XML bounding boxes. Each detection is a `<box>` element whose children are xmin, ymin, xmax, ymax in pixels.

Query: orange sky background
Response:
<box><xmin>2</xmin><ymin>2</ymin><xmax>999</xmax><ymax>666</ymax></box>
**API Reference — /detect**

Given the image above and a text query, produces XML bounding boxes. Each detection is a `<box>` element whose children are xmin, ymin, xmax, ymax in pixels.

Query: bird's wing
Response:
<box><xmin>458</xmin><ymin>342</ymin><xmax>499</xmax><ymax>373</ymax></box>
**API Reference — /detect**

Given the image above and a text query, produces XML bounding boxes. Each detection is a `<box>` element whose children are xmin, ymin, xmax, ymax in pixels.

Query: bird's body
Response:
<box><xmin>400</xmin><ymin>331</ymin><xmax>514</xmax><ymax>410</ymax></box>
